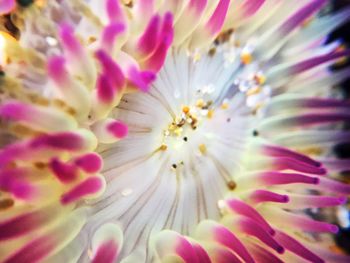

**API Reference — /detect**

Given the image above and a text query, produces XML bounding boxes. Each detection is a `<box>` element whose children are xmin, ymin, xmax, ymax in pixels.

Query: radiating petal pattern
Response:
<box><xmin>0</xmin><ymin>0</ymin><xmax>349</xmax><ymax>262</ymax></box>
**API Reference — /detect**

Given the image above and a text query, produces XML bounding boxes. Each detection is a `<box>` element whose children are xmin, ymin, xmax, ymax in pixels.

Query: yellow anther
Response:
<box><xmin>207</xmin><ymin>109</ymin><xmax>214</xmax><ymax>119</ymax></box>
<box><xmin>227</xmin><ymin>180</ymin><xmax>236</xmax><ymax>190</ymax></box>
<box><xmin>196</xmin><ymin>99</ymin><xmax>205</xmax><ymax>108</ymax></box>
<box><xmin>254</xmin><ymin>74</ymin><xmax>266</xmax><ymax>85</ymax></box>
<box><xmin>159</xmin><ymin>144</ymin><xmax>168</xmax><ymax>151</ymax></box>
<box><xmin>182</xmin><ymin>106</ymin><xmax>190</xmax><ymax>114</ymax></box>
<box><xmin>221</xmin><ymin>102</ymin><xmax>229</xmax><ymax>109</ymax></box>
<box><xmin>199</xmin><ymin>144</ymin><xmax>207</xmax><ymax>154</ymax></box>
<box><xmin>168</xmin><ymin>123</ymin><xmax>176</xmax><ymax>131</ymax></box>
<box><xmin>193</xmin><ymin>52</ymin><xmax>201</xmax><ymax>62</ymax></box>
<box><xmin>241</xmin><ymin>52</ymin><xmax>252</xmax><ymax>65</ymax></box>
<box><xmin>246</xmin><ymin>86</ymin><xmax>261</xmax><ymax>96</ymax></box>
<box><xmin>174</xmin><ymin>127</ymin><xmax>183</xmax><ymax>136</ymax></box>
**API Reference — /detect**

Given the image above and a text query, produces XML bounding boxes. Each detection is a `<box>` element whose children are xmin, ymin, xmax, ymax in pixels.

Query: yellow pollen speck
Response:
<box><xmin>241</xmin><ymin>52</ymin><xmax>252</xmax><ymax>64</ymax></box>
<box><xmin>199</xmin><ymin>144</ymin><xmax>207</xmax><ymax>154</ymax></box>
<box><xmin>52</xmin><ymin>99</ymin><xmax>67</xmax><ymax>108</ymax></box>
<box><xmin>221</xmin><ymin>102</ymin><xmax>229</xmax><ymax>109</ymax></box>
<box><xmin>195</xmin><ymin>99</ymin><xmax>205</xmax><ymax>108</ymax></box>
<box><xmin>182</xmin><ymin>106</ymin><xmax>190</xmax><ymax>114</ymax></box>
<box><xmin>88</xmin><ymin>36</ymin><xmax>97</xmax><ymax>44</ymax></box>
<box><xmin>174</xmin><ymin>127</ymin><xmax>183</xmax><ymax>136</ymax></box>
<box><xmin>246</xmin><ymin>86</ymin><xmax>262</xmax><ymax>96</ymax></box>
<box><xmin>254</xmin><ymin>74</ymin><xmax>266</xmax><ymax>85</ymax></box>
<box><xmin>207</xmin><ymin>109</ymin><xmax>214</xmax><ymax>119</ymax></box>
<box><xmin>28</xmin><ymin>93</ymin><xmax>50</xmax><ymax>106</ymax></box>
<box><xmin>67</xmin><ymin>107</ymin><xmax>77</xmax><ymax>116</ymax></box>
<box><xmin>193</xmin><ymin>52</ymin><xmax>201</xmax><ymax>62</ymax></box>
<box><xmin>159</xmin><ymin>144</ymin><xmax>167</xmax><ymax>151</ymax></box>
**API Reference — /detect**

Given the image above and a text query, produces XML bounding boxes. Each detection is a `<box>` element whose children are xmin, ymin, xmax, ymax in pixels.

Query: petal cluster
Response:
<box><xmin>0</xmin><ymin>0</ymin><xmax>349</xmax><ymax>263</ymax></box>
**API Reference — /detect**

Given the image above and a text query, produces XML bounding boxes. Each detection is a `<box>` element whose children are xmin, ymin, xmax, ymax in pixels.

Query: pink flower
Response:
<box><xmin>0</xmin><ymin>0</ymin><xmax>349</xmax><ymax>262</ymax></box>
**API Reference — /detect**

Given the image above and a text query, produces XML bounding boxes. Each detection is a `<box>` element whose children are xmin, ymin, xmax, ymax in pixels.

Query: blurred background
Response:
<box><xmin>330</xmin><ymin>0</ymin><xmax>350</xmax><ymax>255</ymax></box>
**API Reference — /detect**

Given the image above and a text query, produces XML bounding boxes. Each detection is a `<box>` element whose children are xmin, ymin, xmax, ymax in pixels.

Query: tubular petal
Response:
<box><xmin>74</xmin><ymin>153</ymin><xmax>103</xmax><ymax>174</ymax></box>
<box><xmin>60</xmin><ymin>176</ymin><xmax>106</xmax><ymax>205</ymax></box>
<box><xmin>91</xmin><ymin>223</ymin><xmax>123</xmax><ymax>263</ymax></box>
<box><xmin>248</xmin><ymin>190</ymin><xmax>289</xmax><ymax>205</ymax></box>
<box><xmin>274</xmin><ymin>231</ymin><xmax>324</xmax><ymax>263</ymax></box>
<box><xmin>225</xmin><ymin>198</ymin><xmax>275</xmax><ymax>235</ymax></box>
<box><xmin>195</xmin><ymin>220</ymin><xmax>255</xmax><ymax>263</ymax></box>
<box><xmin>154</xmin><ymin>230</ymin><xmax>199</xmax><ymax>263</ymax></box>
<box><xmin>0</xmin><ymin>101</ymin><xmax>77</xmax><ymax>132</ymax></box>
<box><xmin>3</xmin><ymin>208</ymin><xmax>88</xmax><ymax>263</ymax></box>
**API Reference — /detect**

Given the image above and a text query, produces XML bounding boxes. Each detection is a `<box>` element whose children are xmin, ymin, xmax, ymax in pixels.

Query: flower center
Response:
<box><xmin>160</xmin><ymin>99</ymin><xmax>217</xmax><ymax>166</ymax></box>
<box><xmin>89</xmin><ymin>49</ymin><xmax>253</xmax><ymax>259</ymax></box>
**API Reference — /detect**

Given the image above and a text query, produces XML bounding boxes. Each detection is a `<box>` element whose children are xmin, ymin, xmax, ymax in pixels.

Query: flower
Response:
<box><xmin>0</xmin><ymin>0</ymin><xmax>350</xmax><ymax>262</ymax></box>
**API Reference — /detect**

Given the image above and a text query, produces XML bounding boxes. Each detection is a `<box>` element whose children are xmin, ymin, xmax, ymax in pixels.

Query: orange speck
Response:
<box><xmin>241</xmin><ymin>52</ymin><xmax>252</xmax><ymax>65</ymax></box>
<box><xmin>182</xmin><ymin>106</ymin><xmax>190</xmax><ymax>114</ymax></box>
<box><xmin>254</xmin><ymin>74</ymin><xmax>266</xmax><ymax>85</ymax></box>
<box><xmin>159</xmin><ymin>144</ymin><xmax>167</xmax><ymax>151</ymax></box>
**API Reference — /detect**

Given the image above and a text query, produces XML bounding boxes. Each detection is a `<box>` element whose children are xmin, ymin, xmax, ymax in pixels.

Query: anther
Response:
<box><xmin>227</xmin><ymin>180</ymin><xmax>236</xmax><ymax>190</ymax></box>
<box><xmin>159</xmin><ymin>144</ymin><xmax>168</xmax><ymax>151</ymax></box>
<box><xmin>241</xmin><ymin>51</ymin><xmax>252</xmax><ymax>65</ymax></box>
<box><xmin>199</xmin><ymin>144</ymin><xmax>207</xmax><ymax>154</ymax></box>
<box><xmin>182</xmin><ymin>106</ymin><xmax>190</xmax><ymax>114</ymax></box>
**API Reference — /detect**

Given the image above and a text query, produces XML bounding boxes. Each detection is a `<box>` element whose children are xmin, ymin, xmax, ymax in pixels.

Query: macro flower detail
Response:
<box><xmin>0</xmin><ymin>0</ymin><xmax>350</xmax><ymax>262</ymax></box>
